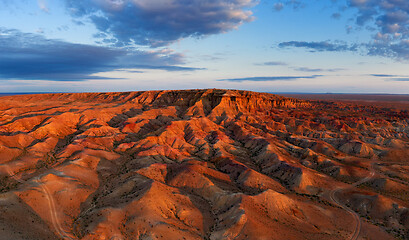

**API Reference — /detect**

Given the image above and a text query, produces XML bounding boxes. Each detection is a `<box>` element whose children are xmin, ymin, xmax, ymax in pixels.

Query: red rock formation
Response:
<box><xmin>0</xmin><ymin>89</ymin><xmax>408</xmax><ymax>239</ymax></box>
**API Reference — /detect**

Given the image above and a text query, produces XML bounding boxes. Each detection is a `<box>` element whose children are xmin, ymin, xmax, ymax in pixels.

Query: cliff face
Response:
<box><xmin>0</xmin><ymin>89</ymin><xmax>408</xmax><ymax>240</ymax></box>
<box><xmin>1</xmin><ymin>89</ymin><xmax>309</xmax><ymax>114</ymax></box>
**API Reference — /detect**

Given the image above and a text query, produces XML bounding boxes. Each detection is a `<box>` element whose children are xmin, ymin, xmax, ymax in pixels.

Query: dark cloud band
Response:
<box><xmin>0</xmin><ymin>28</ymin><xmax>202</xmax><ymax>81</ymax></box>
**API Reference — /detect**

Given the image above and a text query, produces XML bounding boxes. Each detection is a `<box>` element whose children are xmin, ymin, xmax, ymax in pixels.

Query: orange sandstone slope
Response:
<box><xmin>0</xmin><ymin>89</ymin><xmax>408</xmax><ymax>240</ymax></box>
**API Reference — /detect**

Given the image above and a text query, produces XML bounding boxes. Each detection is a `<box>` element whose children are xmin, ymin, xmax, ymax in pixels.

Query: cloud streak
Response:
<box><xmin>371</xmin><ymin>74</ymin><xmax>399</xmax><ymax>77</ymax></box>
<box><xmin>293</xmin><ymin>67</ymin><xmax>345</xmax><ymax>72</ymax></box>
<box><xmin>218</xmin><ymin>75</ymin><xmax>323</xmax><ymax>82</ymax></box>
<box><xmin>254</xmin><ymin>61</ymin><xmax>288</xmax><ymax>66</ymax></box>
<box><xmin>390</xmin><ymin>78</ymin><xmax>409</xmax><ymax>81</ymax></box>
<box><xmin>0</xmin><ymin>28</ymin><xmax>203</xmax><ymax>81</ymax></box>
<box><xmin>255</xmin><ymin>61</ymin><xmax>345</xmax><ymax>73</ymax></box>
<box><xmin>65</xmin><ymin>0</ymin><xmax>256</xmax><ymax>47</ymax></box>
<box><xmin>279</xmin><ymin>41</ymin><xmax>358</xmax><ymax>52</ymax></box>
<box><xmin>369</xmin><ymin>74</ymin><xmax>409</xmax><ymax>82</ymax></box>
<box><xmin>371</xmin><ymin>73</ymin><xmax>409</xmax><ymax>81</ymax></box>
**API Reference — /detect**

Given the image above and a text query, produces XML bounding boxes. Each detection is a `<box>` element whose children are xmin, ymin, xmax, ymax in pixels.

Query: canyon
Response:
<box><xmin>0</xmin><ymin>89</ymin><xmax>408</xmax><ymax>239</ymax></box>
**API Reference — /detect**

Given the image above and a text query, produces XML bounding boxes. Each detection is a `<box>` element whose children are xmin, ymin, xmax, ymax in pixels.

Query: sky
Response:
<box><xmin>0</xmin><ymin>0</ymin><xmax>409</xmax><ymax>94</ymax></box>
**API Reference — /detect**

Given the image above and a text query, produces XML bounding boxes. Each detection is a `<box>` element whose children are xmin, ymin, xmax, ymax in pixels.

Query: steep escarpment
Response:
<box><xmin>0</xmin><ymin>89</ymin><xmax>408</xmax><ymax>239</ymax></box>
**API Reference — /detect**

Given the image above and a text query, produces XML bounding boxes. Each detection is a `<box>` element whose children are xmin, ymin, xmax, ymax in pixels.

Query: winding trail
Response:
<box><xmin>2</xmin><ymin>165</ymin><xmax>74</xmax><ymax>238</ymax></box>
<box><xmin>329</xmin><ymin>162</ymin><xmax>376</xmax><ymax>240</ymax></box>
<box><xmin>34</xmin><ymin>177</ymin><xmax>76</xmax><ymax>240</ymax></box>
<box><xmin>1</xmin><ymin>164</ymin><xmax>76</xmax><ymax>239</ymax></box>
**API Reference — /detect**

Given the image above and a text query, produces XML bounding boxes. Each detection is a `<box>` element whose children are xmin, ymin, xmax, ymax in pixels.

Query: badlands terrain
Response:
<box><xmin>0</xmin><ymin>89</ymin><xmax>408</xmax><ymax>240</ymax></box>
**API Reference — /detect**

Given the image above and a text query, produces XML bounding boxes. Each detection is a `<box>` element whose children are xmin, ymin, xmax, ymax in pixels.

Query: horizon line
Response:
<box><xmin>1</xmin><ymin>90</ymin><xmax>409</xmax><ymax>96</ymax></box>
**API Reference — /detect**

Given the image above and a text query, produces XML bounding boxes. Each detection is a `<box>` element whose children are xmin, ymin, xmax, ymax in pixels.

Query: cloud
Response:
<box><xmin>0</xmin><ymin>28</ymin><xmax>203</xmax><ymax>81</ymax></box>
<box><xmin>255</xmin><ymin>61</ymin><xmax>345</xmax><ymax>73</ymax></box>
<box><xmin>370</xmin><ymin>74</ymin><xmax>399</xmax><ymax>77</ymax></box>
<box><xmin>275</xmin><ymin>1</ymin><xmax>409</xmax><ymax>60</ymax></box>
<box><xmin>370</xmin><ymin>73</ymin><xmax>409</xmax><ymax>81</ymax></box>
<box><xmin>331</xmin><ymin>12</ymin><xmax>341</xmax><ymax>19</ymax></box>
<box><xmin>390</xmin><ymin>78</ymin><xmax>409</xmax><ymax>81</ymax></box>
<box><xmin>277</xmin><ymin>0</ymin><xmax>305</xmax><ymax>10</ymax></box>
<box><xmin>124</xmin><ymin>65</ymin><xmax>205</xmax><ymax>72</ymax></box>
<box><xmin>293</xmin><ymin>67</ymin><xmax>345</xmax><ymax>72</ymax></box>
<box><xmin>116</xmin><ymin>70</ymin><xmax>144</xmax><ymax>73</ymax></box>
<box><xmin>348</xmin><ymin>0</ymin><xmax>409</xmax><ymax>60</ymax></box>
<box><xmin>366</xmin><ymin>40</ymin><xmax>409</xmax><ymax>60</ymax></box>
<box><xmin>312</xmin><ymin>0</ymin><xmax>409</xmax><ymax>41</ymax></box>
<box><xmin>255</xmin><ymin>61</ymin><xmax>288</xmax><ymax>66</ymax></box>
<box><xmin>65</xmin><ymin>0</ymin><xmax>256</xmax><ymax>47</ymax></box>
<box><xmin>255</xmin><ymin>61</ymin><xmax>345</xmax><ymax>72</ymax></box>
<box><xmin>218</xmin><ymin>75</ymin><xmax>323</xmax><ymax>82</ymax></box>
<box><xmin>278</xmin><ymin>39</ymin><xmax>409</xmax><ymax>60</ymax></box>
<box><xmin>278</xmin><ymin>40</ymin><xmax>358</xmax><ymax>52</ymax></box>
<box><xmin>273</xmin><ymin>3</ymin><xmax>284</xmax><ymax>11</ymax></box>
<box><xmin>348</xmin><ymin>0</ymin><xmax>409</xmax><ymax>33</ymax></box>
<box><xmin>293</xmin><ymin>67</ymin><xmax>323</xmax><ymax>72</ymax></box>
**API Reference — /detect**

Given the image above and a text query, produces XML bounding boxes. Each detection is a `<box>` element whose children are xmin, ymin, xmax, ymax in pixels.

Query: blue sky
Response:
<box><xmin>0</xmin><ymin>0</ymin><xmax>408</xmax><ymax>93</ymax></box>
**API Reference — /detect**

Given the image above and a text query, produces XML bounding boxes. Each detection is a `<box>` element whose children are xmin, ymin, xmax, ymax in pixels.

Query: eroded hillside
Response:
<box><xmin>0</xmin><ymin>89</ymin><xmax>408</xmax><ymax>240</ymax></box>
